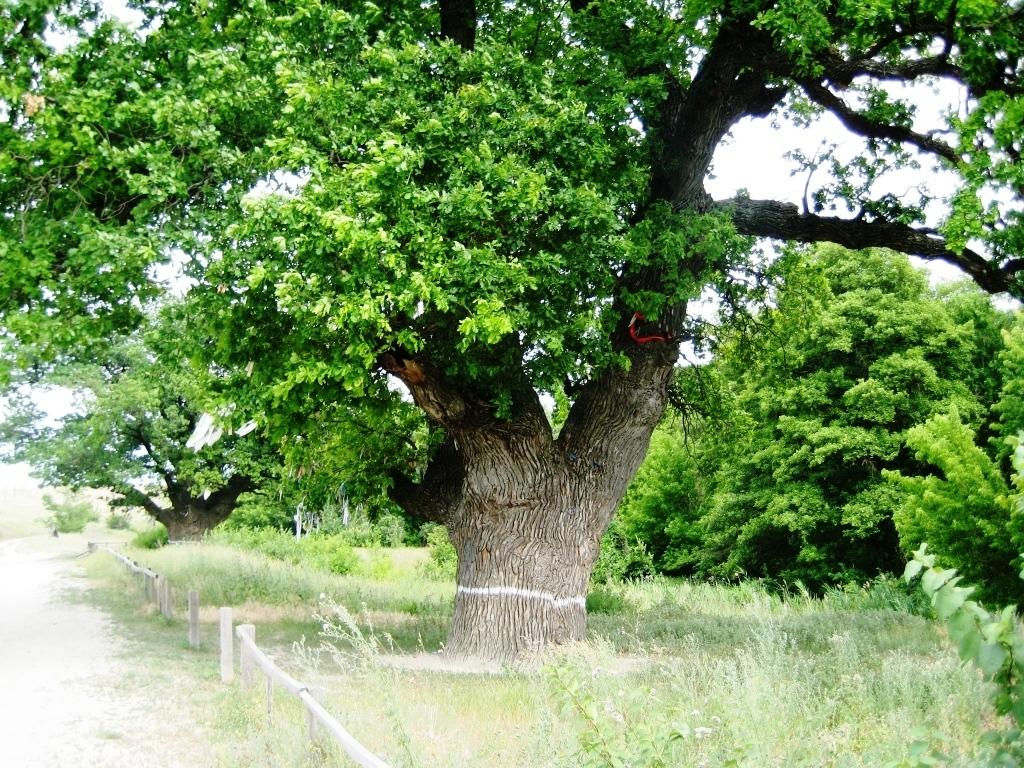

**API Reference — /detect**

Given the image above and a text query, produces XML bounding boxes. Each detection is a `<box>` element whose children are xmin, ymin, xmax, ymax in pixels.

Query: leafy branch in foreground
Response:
<box><xmin>904</xmin><ymin>544</ymin><xmax>1024</xmax><ymax>765</ymax></box>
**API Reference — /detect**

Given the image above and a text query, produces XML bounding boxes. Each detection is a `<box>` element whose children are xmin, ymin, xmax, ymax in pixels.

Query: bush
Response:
<box><xmin>419</xmin><ymin>523</ymin><xmax>457</xmax><ymax>580</ymax></box>
<box><xmin>586</xmin><ymin>584</ymin><xmax>628</xmax><ymax>614</ymax></box>
<box><xmin>207</xmin><ymin>526</ymin><xmax>359</xmax><ymax>575</ymax></box>
<box><xmin>42</xmin><ymin>494</ymin><xmax>99</xmax><ymax>533</ymax></box>
<box><xmin>133</xmin><ymin>523</ymin><xmax>169</xmax><ymax>549</ymax></box>
<box><xmin>105</xmin><ymin>512</ymin><xmax>131</xmax><ymax>530</ymax></box>
<box><xmin>222</xmin><ymin>493</ymin><xmax>294</xmax><ymax>530</ymax></box>
<box><xmin>300</xmin><ymin>533</ymin><xmax>359</xmax><ymax>575</ymax></box>
<box><xmin>373</xmin><ymin>512</ymin><xmax>408</xmax><ymax>548</ymax></box>
<box><xmin>591</xmin><ymin>521</ymin><xmax>655</xmax><ymax>584</ymax></box>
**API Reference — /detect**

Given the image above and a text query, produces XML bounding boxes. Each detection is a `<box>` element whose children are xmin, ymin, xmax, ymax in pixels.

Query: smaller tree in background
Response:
<box><xmin>619</xmin><ymin>246</ymin><xmax>1013</xmax><ymax>590</ymax></box>
<box><xmin>888</xmin><ymin>409</ymin><xmax>1021</xmax><ymax>602</ymax></box>
<box><xmin>0</xmin><ymin>308</ymin><xmax>281</xmax><ymax>539</ymax></box>
<box><xmin>889</xmin><ymin>317</ymin><xmax>1024</xmax><ymax>603</ymax></box>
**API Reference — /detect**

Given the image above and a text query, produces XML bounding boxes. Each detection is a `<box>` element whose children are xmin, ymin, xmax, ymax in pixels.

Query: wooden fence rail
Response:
<box><xmin>88</xmin><ymin>542</ymin><xmax>171</xmax><ymax>617</ymax></box>
<box><xmin>235</xmin><ymin>624</ymin><xmax>390</xmax><ymax>768</ymax></box>
<box><xmin>90</xmin><ymin>542</ymin><xmax>391</xmax><ymax>768</ymax></box>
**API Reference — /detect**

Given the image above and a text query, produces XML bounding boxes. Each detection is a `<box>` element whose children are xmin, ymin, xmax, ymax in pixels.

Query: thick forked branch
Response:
<box><xmin>379</xmin><ymin>353</ymin><xmax>474</xmax><ymax>428</ymax></box>
<box><xmin>388</xmin><ymin>438</ymin><xmax>464</xmax><ymax>523</ymax></box>
<box><xmin>651</xmin><ymin>20</ymin><xmax>787</xmax><ymax>208</ymax></box>
<box><xmin>378</xmin><ymin>350</ymin><xmax>550</xmax><ymax>436</ymax></box>
<box><xmin>717</xmin><ymin>196</ymin><xmax>1023</xmax><ymax>295</ymax></box>
<box><xmin>800</xmin><ymin>80</ymin><xmax>959</xmax><ymax>163</ymax></box>
<box><xmin>439</xmin><ymin>0</ymin><xmax>476</xmax><ymax>50</ymax></box>
<box><xmin>112</xmin><ymin>481</ymin><xmax>168</xmax><ymax>520</ymax></box>
<box><xmin>204</xmin><ymin>472</ymin><xmax>254</xmax><ymax>511</ymax></box>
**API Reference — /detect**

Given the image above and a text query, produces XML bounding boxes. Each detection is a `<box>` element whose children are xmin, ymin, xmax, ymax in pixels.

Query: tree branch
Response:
<box><xmin>387</xmin><ymin>438</ymin><xmax>464</xmax><ymax>523</ymax></box>
<box><xmin>204</xmin><ymin>472</ymin><xmax>254</xmax><ymax>510</ymax></box>
<box><xmin>438</xmin><ymin>0</ymin><xmax>476</xmax><ymax>50</ymax></box>
<box><xmin>799</xmin><ymin>80</ymin><xmax>959</xmax><ymax>163</ymax></box>
<box><xmin>820</xmin><ymin>51</ymin><xmax>961</xmax><ymax>87</ymax></box>
<box><xmin>112</xmin><ymin>481</ymin><xmax>168</xmax><ymax>520</ymax></box>
<box><xmin>716</xmin><ymin>196</ymin><xmax>1023</xmax><ymax>295</ymax></box>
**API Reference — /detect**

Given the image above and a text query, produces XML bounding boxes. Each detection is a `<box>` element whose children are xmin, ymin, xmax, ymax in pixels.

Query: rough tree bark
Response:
<box><xmin>384</xmin><ymin>337</ymin><xmax>677</xmax><ymax>659</ymax></box>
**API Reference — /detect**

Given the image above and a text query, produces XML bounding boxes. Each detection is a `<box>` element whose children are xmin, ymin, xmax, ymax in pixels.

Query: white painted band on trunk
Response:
<box><xmin>457</xmin><ymin>585</ymin><xmax>586</xmax><ymax>609</ymax></box>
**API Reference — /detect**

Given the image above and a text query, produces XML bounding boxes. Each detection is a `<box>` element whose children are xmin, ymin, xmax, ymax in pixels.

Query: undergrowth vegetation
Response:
<box><xmin>93</xmin><ymin>540</ymin><xmax>1004</xmax><ymax>767</ymax></box>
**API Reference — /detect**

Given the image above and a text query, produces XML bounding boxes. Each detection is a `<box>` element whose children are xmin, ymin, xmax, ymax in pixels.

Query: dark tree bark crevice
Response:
<box><xmin>439</xmin><ymin>0</ymin><xmax>476</xmax><ymax>51</ymax></box>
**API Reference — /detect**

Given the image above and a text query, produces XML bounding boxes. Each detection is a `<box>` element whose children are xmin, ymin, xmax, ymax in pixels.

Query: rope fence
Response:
<box><xmin>90</xmin><ymin>541</ymin><xmax>390</xmax><ymax>768</ymax></box>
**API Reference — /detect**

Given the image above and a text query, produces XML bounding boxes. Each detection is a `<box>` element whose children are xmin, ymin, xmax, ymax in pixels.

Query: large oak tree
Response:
<box><xmin>3</xmin><ymin>0</ymin><xmax>1023</xmax><ymax>659</ymax></box>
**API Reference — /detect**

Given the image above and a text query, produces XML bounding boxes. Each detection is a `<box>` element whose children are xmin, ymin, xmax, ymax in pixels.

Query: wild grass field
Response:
<box><xmin>81</xmin><ymin>539</ymin><xmax>1006</xmax><ymax>768</ymax></box>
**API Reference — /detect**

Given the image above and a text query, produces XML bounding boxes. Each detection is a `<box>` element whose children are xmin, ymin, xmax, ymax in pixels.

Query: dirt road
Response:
<box><xmin>0</xmin><ymin>535</ymin><xmax>211</xmax><ymax>768</ymax></box>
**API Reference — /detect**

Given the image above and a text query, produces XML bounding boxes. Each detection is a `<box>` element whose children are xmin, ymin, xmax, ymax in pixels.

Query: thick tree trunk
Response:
<box><xmin>383</xmin><ymin>306</ymin><xmax>677</xmax><ymax>662</ymax></box>
<box><xmin>157</xmin><ymin>503</ymin><xmax>234</xmax><ymax>541</ymax></box>
<box><xmin>444</xmin><ymin>460</ymin><xmax>609</xmax><ymax>659</ymax></box>
<box><xmin>154</xmin><ymin>474</ymin><xmax>253</xmax><ymax>540</ymax></box>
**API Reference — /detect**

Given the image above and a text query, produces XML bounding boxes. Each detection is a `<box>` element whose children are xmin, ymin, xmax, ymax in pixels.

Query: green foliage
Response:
<box><xmin>419</xmin><ymin>523</ymin><xmax>457</xmax><ymax>581</ymax></box>
<box><xmin>591</xmin><ymin>519</ymin><xmax>656</xmax><ymax>585</ymax></box>
<box><xmin>693</xmin><ymin>246</ymin><xmax>1001</xmax><ymax>588</ymax></box>
<box><xmin>1</xmin><ymin>307</ymin><xmax>283</xmax><ymax>533</ymax></box>
<box><xmin>615</xmin><ymin>422</ymin><xmax>705</xmax><ymax>574</ymax></box>
<box><xmin>889</xmin><ymin>313</ymin><xmax>1024</xmax><ymax>604</ymax></box>
<box><xmin>206</xmin><ymin>527</ymin><xmax>358</xmax><ymax>576</ymax></box>
<box><xmin>132</xmin><ymin>523</ymin><xmax>169</xmax><ymax>549</ymax></box>
<box><xmin>905</xmin><ymin>545</ymin><xmax>1024</xmax><ymax>765</ymax></box>
<box><xmin>221</xmin><ymin>492</ymin><xmax>295</xmax><ymax>531</ymax></box>
<box><xmin>373</xmin><ymin>512</ymin><xmax>408</xmax><ymax>548</ymax></box>
<box><xmin>888</xmin><ymin>410</ymin><xmax>1021</xmax><ymax>603</ymax></box>
<box><xmin>41</xmin><ymin>493</ymin><xmax>98</xmax><ymax>533</ymax></box>
<box><xmin>105</xmin><ymin>511</ymin><xmax>131</xmax><ymax>530</ymax></box>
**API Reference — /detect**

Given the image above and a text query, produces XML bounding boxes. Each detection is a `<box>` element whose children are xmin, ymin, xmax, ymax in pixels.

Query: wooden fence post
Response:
<box><xmin>307</xmin><ymin>686</ymin><xmax>326</xmax><ymax>741</ymax></box>
<box><xmin>219</xmin><ymin>608</ymin><xmax>233</xmax><ymax>683</ymax></box>
<box><xmin>266</xmin><ymin>676</ymin><xmax>274</xmax><ymax>722</ymax></box>
<box><xmin>239</xmin><ymin>624</ymin><xmax>256</xmax><ymax>689</ymax></box>
<box><xmin>188</xmin><ymin>590</ymin><xmax>200</xmax><ymax>649</ymax></box>
<box><xmin>159</xmin><ymin>576</ymin><xmax>172</xmax><ymax>619</ymax></box>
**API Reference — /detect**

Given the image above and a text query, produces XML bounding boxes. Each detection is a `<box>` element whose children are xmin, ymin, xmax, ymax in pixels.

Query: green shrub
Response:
<box><xmin>888</xmin><ymin>409</ymin><xmax>1022</xmax><ymax>603</ymax></box>
<box><xmin>300</xmin><ymin>533</ymin><xmax>358</xmax><ymax>574</ymax></box>
<box><xmin>42</xmin><ymin>494</ymin><xmax>99</xmax><ymax>533</ymax></box>
<box><xmin>419</xmin><ymin>523</ymin><xmax>457</xmax><ymax>580</ymax></box>
<box><xmin>105</xmin><ymin>511</ymin><xmax>132</xmax><ymax>530</ymax></box>
<box><xmin>586</xmin><ymin>584</ymin><xmax>628</xmax><ymax>614</ymax></box>
<box><xmin>373</xmin><ymin>512</ymin><xmax>408</xmax><ymax>548</ymax></box>
<box><xmin>591</xmin><ymin>521</ymin><xmax>655</xmax><ymax>584</ymax></box>
<box><xmin>133</xmin><ymin>523</ymin><xmax>169</xmax><ymax>549</ymax></box>
<box><xmin>221</xmin><ymin>493</ymin><xmax>294</xmax><ymax>530</ymax></box>
<box><xmin>207</xmin><ymin>526</ymin><xmax>360</xmax><ymax>575</ymax></box>
<box><xmin>904</xmin><ymin>544</ymin><xmax>1024</xmax><ymax>764</ymax></box>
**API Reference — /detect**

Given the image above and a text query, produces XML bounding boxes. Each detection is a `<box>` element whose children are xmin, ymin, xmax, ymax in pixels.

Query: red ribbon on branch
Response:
<box><xmin>628</xmin><ymin>313</ymin><xmax>669</xmax><ymax>344</ymax></box>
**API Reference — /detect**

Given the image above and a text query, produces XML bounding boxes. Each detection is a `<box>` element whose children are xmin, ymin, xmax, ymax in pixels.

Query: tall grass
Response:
<box><xmin>97</xmin><ymin>543</ymin><xmax>999</xmax><ymax>767</ymax></box>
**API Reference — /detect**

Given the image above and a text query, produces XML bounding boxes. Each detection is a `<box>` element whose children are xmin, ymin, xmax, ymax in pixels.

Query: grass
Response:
<box><xmin>81</xmin><ymin>540</ymin><xmax>1003</xmax><ymax>768</ymax></box>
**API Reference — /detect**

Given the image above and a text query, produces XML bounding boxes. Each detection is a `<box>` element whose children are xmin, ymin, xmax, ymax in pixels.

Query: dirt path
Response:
<box><xmin>0</xmin><ymin>535</ymin><xmax>211</xmax><ymax>767</ymax></box>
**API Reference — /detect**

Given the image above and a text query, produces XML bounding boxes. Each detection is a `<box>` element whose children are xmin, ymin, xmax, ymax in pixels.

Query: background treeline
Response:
<box><xmin>6</xmin><ymin>244</ymin><xmax>1024</xmax><ymax>603</ymax></box>
<box><xmin>611</xmin><ymin>244</ymin><xmax>1024</xmax><ymax>603</ymax></box>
